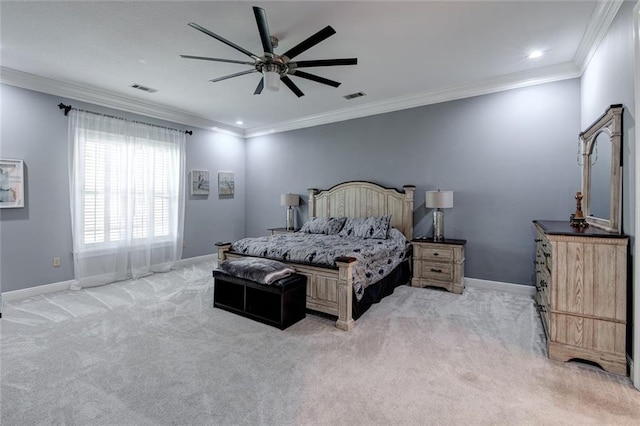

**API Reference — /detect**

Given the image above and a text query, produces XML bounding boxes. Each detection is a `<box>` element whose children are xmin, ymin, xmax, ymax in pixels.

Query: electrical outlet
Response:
<box><xmin>52</xmin><ymin>257</ymin><xmax>61</xmax><ymax>267</ymax></box>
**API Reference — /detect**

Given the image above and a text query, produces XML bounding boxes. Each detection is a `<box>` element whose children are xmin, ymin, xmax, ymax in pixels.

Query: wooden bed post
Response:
<box><xmin>307</xmin><ymin>188</ymin><xmax>318</xmax><ymax>218</ymax></box>
<box><xmin>215</xmin><ymin>242</ymin><xmax>232</xmax><ymax>264</ymax></box>
<box><xmin>335</xmin><ymin>256</ymin><xmax>356</xmax><ymax>331</ymax></box>
<box><xmin>402</xmin><ymin>185</ymin><xmax>415</xmax><ymax>240</ymax></box>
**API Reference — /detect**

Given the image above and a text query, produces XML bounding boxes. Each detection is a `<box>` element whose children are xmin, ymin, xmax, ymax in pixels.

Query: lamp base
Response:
<box><xmin>286</xmin><ymin>207</ymin><xmax>294</xmax><ymax>230</ymax></box>
<box><xmin>432</xmin><ymin>209</ymin><xmax>445</xmax><ymax>241</ymax></box>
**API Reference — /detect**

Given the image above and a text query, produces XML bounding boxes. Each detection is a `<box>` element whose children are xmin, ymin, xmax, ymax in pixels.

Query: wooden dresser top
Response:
<box><xmin>533</xmin><ymin>220</ymin><xmax>627</xmax><ymax>239</ymax></box>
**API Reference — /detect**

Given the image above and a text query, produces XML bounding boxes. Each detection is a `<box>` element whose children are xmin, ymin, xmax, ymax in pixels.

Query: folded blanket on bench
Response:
<box><xmin>217</xmin><ymin>258</ymin><xmax>296</xmax><ymax>285</ymax></box>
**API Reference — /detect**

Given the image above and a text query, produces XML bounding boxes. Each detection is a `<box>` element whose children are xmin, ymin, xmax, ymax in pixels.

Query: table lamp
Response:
<box><xmin>281</xmin><ymin>193</ymin><xmax>300</xmax><ymax>230</ymax></box>
<box><xmin>425</xmin><ymin>190</ymin><xmax>453</xmax><ymax>241</ymax></box>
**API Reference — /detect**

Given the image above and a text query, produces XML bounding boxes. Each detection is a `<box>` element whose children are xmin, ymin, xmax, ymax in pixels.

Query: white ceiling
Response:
<box><xmin>0</xmin><ymin>1</ymin><xmax>622</xmax><ymax>137</ymax></box>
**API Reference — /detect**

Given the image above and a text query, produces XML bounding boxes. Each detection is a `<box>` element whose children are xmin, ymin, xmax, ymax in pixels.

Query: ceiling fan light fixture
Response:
<box><xmin>264</xmin><ymin>69</ymin><xmax>280</xmax><ymax>92</ymax></box>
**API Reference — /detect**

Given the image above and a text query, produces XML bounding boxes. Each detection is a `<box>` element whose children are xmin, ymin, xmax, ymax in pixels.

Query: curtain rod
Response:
<box><xmin>57</xmin><ymin>103</ymin><xmax>193</xmax><ymax>135</ymax></box>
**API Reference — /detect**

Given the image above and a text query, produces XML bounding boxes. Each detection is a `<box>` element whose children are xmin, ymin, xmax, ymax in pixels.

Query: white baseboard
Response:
<box><xmin>2</xmin><ymin>280</ymin><xmax>76</xmax><ymax>302</ymax></box>
<box><xmin>175</xmin><ymin>253</ymin><xmax>217</xmax><ymax>267</ymax></box>
<box><xmin>465</xmin><ymin>277</ymin><xmax>536</xmax><ymax>296</ymax></box>
<box><xmin>1</xmin><ymin>254</ymin><xmax>218</xmax><ymax>302</ymax></box>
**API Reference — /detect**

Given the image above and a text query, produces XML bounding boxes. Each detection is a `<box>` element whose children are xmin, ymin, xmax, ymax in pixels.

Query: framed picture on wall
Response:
<box><xmin>218</xmin><ymin>171</ymin><xmax>234</xmax><ymax>196</ymax></box>
<box><xmin>190</xmin><ymin>170</ymin><xmax>210</xmax><ymax>195</ymax></box>
<box><xmin>0</xmin><ymin>158</ymin><xmax>24</xmax><ymax>208</ymax></box>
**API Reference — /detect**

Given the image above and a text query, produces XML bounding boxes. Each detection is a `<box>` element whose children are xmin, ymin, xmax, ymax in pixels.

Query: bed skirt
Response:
<box><xmin>352</xmin><ymin>258</ymin><xmax>411</xmax><ymax>320</ymax></box>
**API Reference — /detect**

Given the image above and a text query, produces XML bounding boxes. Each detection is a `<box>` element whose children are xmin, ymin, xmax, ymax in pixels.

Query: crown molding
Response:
<box><xmin>245</xmin><ymin>61</ymin><xmax>581</xmax><ymax>138</ymax></box>
<box><xmin>0</xmin><ymin>67</ymin><xmax>243</xmax><ymax>136</ymax></box>
<box><xmin>573</xmin><ymin>0</ymin><xmax>624</xmax><ymax>73</ymax></box>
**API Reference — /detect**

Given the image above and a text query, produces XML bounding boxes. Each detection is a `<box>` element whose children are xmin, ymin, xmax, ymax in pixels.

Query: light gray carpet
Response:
<box><xmin>2</xmin><ymin>261</ymin><xmax>639</xmax><ymax>425</ymax></box>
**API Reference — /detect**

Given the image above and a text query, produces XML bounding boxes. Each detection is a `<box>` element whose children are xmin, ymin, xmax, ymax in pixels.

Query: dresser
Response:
<box><xmin>411</xmin><ymin>238</ymin><xmax>466</xmax><ymax>294</ymax></box>
<box><xmin>533</xmin><ymin>220</ymin><xmax>628</xmax><ymax>375</ymax></box>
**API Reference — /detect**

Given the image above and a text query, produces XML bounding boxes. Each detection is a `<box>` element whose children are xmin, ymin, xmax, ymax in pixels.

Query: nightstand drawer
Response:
<box><xmin>419</xmin><ymin>261</ymin><xmax>453</xmax><ymax>281</ymax></box>
<box><xmin>415</xmin><ymin>245</ymin><xmax>454</xmax><ymax>261</ymax></box>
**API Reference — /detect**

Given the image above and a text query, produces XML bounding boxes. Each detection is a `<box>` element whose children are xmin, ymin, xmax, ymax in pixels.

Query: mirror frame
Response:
<box><xmin>580</xmin><ymin>104</ymin><xmax>623</xmax><ymax>233</ymax></box>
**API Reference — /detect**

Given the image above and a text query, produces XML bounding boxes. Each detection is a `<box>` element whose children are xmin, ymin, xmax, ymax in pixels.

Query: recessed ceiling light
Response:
<box><xmin>236</xmin><ymin>120</ymin><xmax>243</xmax><ymax>125</ymax></box>
<box><xmin>528</xmin><ymin>50</ymin><xmax>543</xmax><ymax>59</ymax></box>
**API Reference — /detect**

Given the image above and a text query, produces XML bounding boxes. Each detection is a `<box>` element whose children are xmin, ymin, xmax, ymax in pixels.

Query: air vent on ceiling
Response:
<box><xmin>130</xmin><ymin>83</ymin><xmax>158</xmax><ymax>93</ymax></box>
<box><xmin>343</xmin><ymin>91</ymin><xmax>366</xmax><ymax>100</ymax></box>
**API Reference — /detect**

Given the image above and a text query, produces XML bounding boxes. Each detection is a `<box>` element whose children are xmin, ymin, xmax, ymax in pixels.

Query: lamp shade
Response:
<box><xmin>281</xmin><ymin>193</ymin><xmax>299</xmax><ymax>207</ymax></box>
<box><xmin>425</xmin><ymin>190</ymin><xmax>453</xmax><ymax>208</ymax></box>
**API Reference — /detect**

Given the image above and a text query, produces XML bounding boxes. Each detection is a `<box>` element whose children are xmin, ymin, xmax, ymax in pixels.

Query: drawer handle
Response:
<box><xmin>430</xmin><ymin>268</ymin><xmax>442</xmax><ymax>273</ymax></box>
<box><xmin>543</xmin><ymin>253</ymin><xmax>550</xmax><ymax>258</ymax></box>
<box><xmin>535</xmin><ymin>238</ymin><xmax>542</xmax><ymax>242</ymax></box>
<box><xmin>433</xmin><ymin>253</ymin><xmax>439</xmax><ymax>256</ymax></box>
<box><xmin>540</xmin><ymin>280</ymin><xmax>547</xmax><ymax>288</ymax></box>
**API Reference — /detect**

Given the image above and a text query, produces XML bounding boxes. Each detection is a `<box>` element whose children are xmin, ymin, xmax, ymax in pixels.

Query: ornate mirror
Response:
<box><xmin>579</xmin><ymin>104</ymin><xmax>623</xmax><ymax>233</ymax></box>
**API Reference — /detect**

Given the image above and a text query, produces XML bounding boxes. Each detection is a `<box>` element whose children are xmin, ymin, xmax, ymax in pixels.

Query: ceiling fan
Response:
<box><xmin>180</xmin><ymin>6</ymin><xmax>357</xmax><ymax>97</ymax></box>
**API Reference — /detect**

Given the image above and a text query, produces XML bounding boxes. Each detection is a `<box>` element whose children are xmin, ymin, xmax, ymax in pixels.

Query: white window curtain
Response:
<box><xmin>68</xmin><ymin>110</ymin><xmax>186</xmax><ymax>288</ymax></box>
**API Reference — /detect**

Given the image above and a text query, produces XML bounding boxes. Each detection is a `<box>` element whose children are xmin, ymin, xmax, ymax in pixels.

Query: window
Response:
<box><xmin>69</xmin><ymin>110</ymin><xmax>186</xmax><ymax>287</ymax></box>
<box><xmin>80</xmin><ymin>131</ymin><xmax>176</xmax><ymax>248</ymax></box>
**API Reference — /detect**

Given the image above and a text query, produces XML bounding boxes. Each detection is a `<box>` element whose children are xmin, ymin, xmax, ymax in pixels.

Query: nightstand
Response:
<box><xmin>268</xmin><ymin>227</ymin><xmax>298</xmax><ymax>235</ymax></box>
<box><xmin>411</xmin><ymin>238</ymin><xmax>466</xmax><ymax>294</ymax></box>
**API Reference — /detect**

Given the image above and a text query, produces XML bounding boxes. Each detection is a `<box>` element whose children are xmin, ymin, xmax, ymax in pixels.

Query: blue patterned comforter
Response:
<box><xmin>230</xmin><ymin>228</ymin><xmax>409</xmax><ymax>300</ymax></box>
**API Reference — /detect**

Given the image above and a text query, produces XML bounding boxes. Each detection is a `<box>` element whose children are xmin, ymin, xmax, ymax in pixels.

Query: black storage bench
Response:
<box><xmin>212</xmin><ymin>270</ymin><xmax>307</xmax><ymax>330</ymax></box>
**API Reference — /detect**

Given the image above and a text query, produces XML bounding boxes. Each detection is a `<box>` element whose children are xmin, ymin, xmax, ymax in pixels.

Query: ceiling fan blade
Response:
<box><xmin>281</xmin><ymin>76</ymin><xmax>305</xmax><ymax>97</ymax></box>
<box><xmin>180</xmin><ymin>55</ymin><xmax>255</xmax><ymax>66</ymax></box>
<box><xmin>253</xmin><ymin>7</ymin><xmax>273</xmax><ymax>55</ymax></box>
<box><xmin>290</xmin><ymin>70</ymin><xmax>341</xmax><ymax>88</ymax></box>
<box><xmin>293</xmin><ymin>58</ymin><xmax>358</xmax><ymax>68</ymax></box>
<box><xmin>254</xmin><ymin>77</ymin><xmax>265</xmax><ymax>95</ymax></box>
<box><xmin>188</xmin><ymin>22</ymin><xmax>260</xmax><ymax>60</ymax></box>
<box><xmin>282</xmin><ymin>26</ymin><xmax>336</xmax><ymax>60</ymax></box>
<box><xmin>209</xmin><ymin>69</ymin><xmax>258</xmax><ymax>83</ymax></box>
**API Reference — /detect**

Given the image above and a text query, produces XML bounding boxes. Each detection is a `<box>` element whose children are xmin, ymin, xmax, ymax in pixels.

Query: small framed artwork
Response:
<box><xmin>190</xmin><ymin>170</ymin><xmax>210</xmax><ymax>195</ymax></box>
<box><xmin>218</xmin><ymin>171</ymin><xmax>234</xmax><ymax>196</ymax></box>
<box><xmin>0</xmin><ymin>158</ymin><xmax>24</xmax><ymax>208</ymax></box>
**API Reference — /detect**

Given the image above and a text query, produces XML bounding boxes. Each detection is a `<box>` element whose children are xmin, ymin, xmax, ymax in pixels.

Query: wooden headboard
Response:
<box><xmin>307</xmin><ymin>181</ymin><xmax>415</xmax><ymax>240</ymax></box>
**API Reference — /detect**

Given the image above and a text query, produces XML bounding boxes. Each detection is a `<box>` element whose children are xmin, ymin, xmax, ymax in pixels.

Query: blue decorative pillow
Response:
<box><xmin>338</xmin><ymin>216</ymin><xmax>391</xmax><ymax>239</ymax></box>
<box><xmin>299</xmin><ymin>217</ymin><xmax>347</xmax><ymax>235</ymax></box>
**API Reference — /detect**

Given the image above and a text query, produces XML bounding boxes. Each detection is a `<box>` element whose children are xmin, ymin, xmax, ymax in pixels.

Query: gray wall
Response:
<box><xmin>581</xmin><ymin>0</ymin><xmax>635</xmax><ymax>243</ymax></box>
<box><xmin>0</xmin><ymin>84</ymin><xmax>246</xmax><ymax>292</ymax></box>
<box><xmin>246</xmin><ymin>78</ymin><xmax>582</xmax><ymax>285</ymax></box>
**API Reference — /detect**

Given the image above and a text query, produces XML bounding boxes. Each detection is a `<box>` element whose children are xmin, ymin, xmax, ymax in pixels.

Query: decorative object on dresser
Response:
<box><xmin>280</xmin><ymin>193</ymin><xmax>300</xmax><ymax>230</ymax></box>
<box><xmin>425</xmin><ymin>190</ymin><xmax>453</xmax><ymax>241</ymax></box>
<box><xmin>569</xmin><ymin>191</ymin><xmax>588</xmax><ymax>228</ymax></box>
<box><xmin>533</xmin><ymin>220</ymin><xmax>628</xmax><ymax>375</ymax></box>
<box><xmin>578</xmin><ymin>104</ymin><xmax>623</xmax><ymax>233</ymax></box>
<box><xmin>411</xmin><ymin>238</ymin><xmax>466</xmax><ymax>294</ymax></box>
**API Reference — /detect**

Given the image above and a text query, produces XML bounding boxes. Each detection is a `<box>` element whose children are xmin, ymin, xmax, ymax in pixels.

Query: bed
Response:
<box><xmin>217</xmin><ymin>181</ymin><xmax>415</xmax><ymax>330</ymax></box>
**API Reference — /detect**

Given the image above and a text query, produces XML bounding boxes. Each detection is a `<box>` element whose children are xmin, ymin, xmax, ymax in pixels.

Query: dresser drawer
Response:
<box><xmin>418</xmin><ymin>261</ymin><xmax>453</xmax><ymax>282</ymax></box>
<box><xmin>415</xmin><ymin>245</ymin><xmax>454</xmax><ymax>262</ymax></box>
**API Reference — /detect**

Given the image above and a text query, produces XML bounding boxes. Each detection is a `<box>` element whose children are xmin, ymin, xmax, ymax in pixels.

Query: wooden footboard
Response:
<box><xmin>216</xmin><ymin>243</ymin><xmax>355</xmax><ymax>330</ymax></box>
